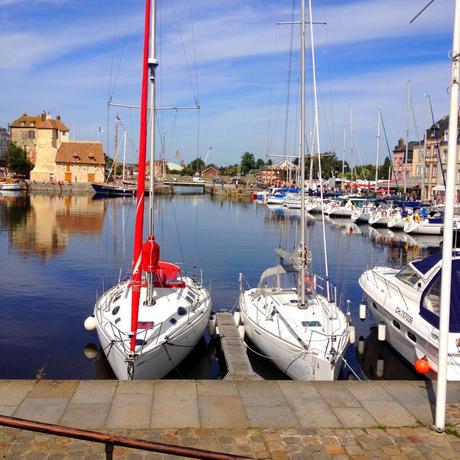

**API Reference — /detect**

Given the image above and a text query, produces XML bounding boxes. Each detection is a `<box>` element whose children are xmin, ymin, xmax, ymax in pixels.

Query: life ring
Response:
<box><xmin>381</xmin><ymin>210</ymin><xmax>386</xmax><ymax>216</ymax></box>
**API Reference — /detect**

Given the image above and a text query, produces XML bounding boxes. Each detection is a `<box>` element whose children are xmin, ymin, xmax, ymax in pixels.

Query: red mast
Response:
<box><xmin>130</xmin><ymin>0</ymin><xmax>151</xmax><ymax>352</ymax></box>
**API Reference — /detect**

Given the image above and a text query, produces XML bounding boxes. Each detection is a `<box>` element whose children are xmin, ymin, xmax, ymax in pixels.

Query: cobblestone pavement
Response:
<box><xmin>1</xmin><ymin>380</ymin><xmax>460</xmax><ymax>459</ymax></box>
<box><xmin>1</xmin><ymin>406</ymin><xmax>460</xmax><ymax>460</ymax></box>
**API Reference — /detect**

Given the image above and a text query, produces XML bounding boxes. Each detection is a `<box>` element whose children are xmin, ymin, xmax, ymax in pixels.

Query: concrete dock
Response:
<box><xmin>0</xmin><ymin>379</ymin><xmax>460</xmax><ymax>458</ymax></box>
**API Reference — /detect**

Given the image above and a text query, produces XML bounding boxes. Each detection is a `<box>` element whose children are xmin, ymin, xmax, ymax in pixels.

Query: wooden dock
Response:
<box><xmin>215</xmin><ymin>312</ymin><xmax>261</xmax><ymax>380</ymax></box>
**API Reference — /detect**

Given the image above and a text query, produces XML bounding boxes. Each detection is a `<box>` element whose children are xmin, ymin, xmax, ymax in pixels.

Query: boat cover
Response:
<box><xmin>419</xmin><ymin>258</ymin><xmax>460</xmax><ymax>332</ymax></box>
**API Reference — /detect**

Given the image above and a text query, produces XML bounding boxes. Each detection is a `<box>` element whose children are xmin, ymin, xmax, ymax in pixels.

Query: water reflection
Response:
<box><xmin>1</xmin><ymin>193</ymin><xmax>106</xmax><ymax>258</ymax></box>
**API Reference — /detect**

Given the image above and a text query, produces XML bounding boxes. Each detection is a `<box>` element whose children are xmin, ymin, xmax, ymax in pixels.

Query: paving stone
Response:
<box><xmin>196</xmin><ymin>380</ymin><xmax>239</xmax><ymax>397</ymax></box>
<box><xmin>291</xmin><ymin>400</ymin><xmax>342</xmax><ymax>428</ymax></box>
<box><xmin>60</xmin><ymin>402</ymin><xmax>110</xmax><ymax>429</ymax></box>
<box><xmin>360</xmin><ymin>400</ymin><xmax>417</xmax><ymax>428</ymax></box>
<box><xmin>345</xmin><ymin>381</ymin><xmax>393</xmax><ymax>401</ymax></box>
<box><xmin>381</xmin><ymin>380</ymin><xmax>435</xmax><ymax>425</ymax></box>
<box><xmin>332</xmin><ymin>407</ymin><xmax>378</xmax><ymax>428</ymax></box>
<box><xmin>107</xmin><ymin>393</ymin><xmax>153</xmax><ymax>429</ymax></box>
<box><xmin>0</xmin><ymin>406</ymin><xmax>16</xmax><ymax>416</ymax></box>
<box><xmin>151</xmin><ymin>381</ymin><xmax>199</xmax><ymax>428</ymax></box>
<box><xmin>14</xmin><ymin>398</ymin><xmax>69</xmax><ymax>424</ymax></box>
<box><xmin>238</xmin><ymin>381</ymin><xmax>288</xmax><ymax>407</ymax></box>
<box><xmin>71</xmin><ymin>380</ymin><xmax>117</xmax><ymax>404</ymax></box>
<box><xmin>117</xmin><ymin>381</ymin><xmax>155</xmax><ymax>395</ymax></box>
<box><xmin>245</xmin><ymin>405</ymin><xmax>299</xmax><ymax>428</ymax></box>
<box><xmin>28</xmin><ymin>380</ymin><xmax>78</xmax><ymax>399</ymax></box>
<box><xmin>314</xmin><ymin>381</ymin><xmax>362</xmax><ymax>408</ymax></box>
<box><xmin>198</xmin><ymin>394</ymin><xmax>248</xmax><ymax>428</ymax></box>
<box><xmin>0</xmin><ymin>380</ymin><xmax>35</xmax><ymax>406</ymax></box>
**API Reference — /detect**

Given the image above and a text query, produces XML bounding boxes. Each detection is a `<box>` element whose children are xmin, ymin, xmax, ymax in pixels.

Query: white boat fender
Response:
<box><xmin>238</xmin><ymin>325</ymin><xmax>245</xmax><ymax>340</ymax></box>
<box><xmin>233</xmin><ymin>311</ymin><xmax>241</xmax><ymax>326</ymax></box>
<box><xmin>83</xmin><ymin>343</ymin><xmax>98</xmax><ymax>359</ymax></box>
<box><xmin>349</xmin><ymin>324</ymin><xmax>356</xmax><ymax>344</ymax></box>
<box><xmin>84</xmin><ymin>316</ymin><xmax>97</xmax><ymax>332</ymax></box>
<box><xmin>378</xmin><ymin>322</ymin><xmax>386</xmax><ymax>341</ymax></box>
<box><xmin>357</xmin><ymin>336</ymin><xmax>365</xmax><ymax>355</ymax></box>
<box><xmin>208</xmin><ymin>317</ymin><xmax>216</xmax><ymax>336</ymax></box>
<box><xmin>359</xmin><ymin>303</ymin><xmax>367</xmax><ymax>321</ymax></box>
<box><xmin>376</xmin><ymin>355</ymin><xmax>385</xmax><ymax>378</ymax></box>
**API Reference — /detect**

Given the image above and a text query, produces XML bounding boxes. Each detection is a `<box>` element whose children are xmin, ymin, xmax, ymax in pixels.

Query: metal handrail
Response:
<box><xmin>0</xmin><ymin>415</ymin><xmax>250</xmax><ymax>460</ymax></box>
<box><xmin>366</xmin><ymin>269</ymin><xmax>409</xmax><ymax>310</ymax></box>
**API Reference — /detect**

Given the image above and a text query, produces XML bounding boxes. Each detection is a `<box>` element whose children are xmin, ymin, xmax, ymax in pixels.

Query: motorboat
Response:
<box><xmin>404</xmin><ymin>209</ymin><xmax>460</xmax><ymax>235</ymax></box>
<box><xmin>359</xmin><ymin>252</ymin><xmax>460</xmax><ymax>380</ymax></box>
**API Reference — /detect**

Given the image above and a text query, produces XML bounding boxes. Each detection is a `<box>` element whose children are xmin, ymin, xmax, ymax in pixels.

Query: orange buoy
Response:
<box><xmin>415</xmin><ymin>358</ymin><xmax>430</xmax><ymax>374</ymax></box>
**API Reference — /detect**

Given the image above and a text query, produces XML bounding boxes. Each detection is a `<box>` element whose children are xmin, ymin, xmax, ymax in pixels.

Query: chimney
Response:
<box><xmin>41</xmin><ymin>111</ymin><xmax>46</xmax><ymax>121</ymax></box>
<box><xmin>46</xmin><ymin>112</ymin><xmax>51</xmax><ymax>120</ymax></box>
<box><xmin>56</xmin><ymin>115</ymin><xmax>61</xmax><ymax>120</ymax></box>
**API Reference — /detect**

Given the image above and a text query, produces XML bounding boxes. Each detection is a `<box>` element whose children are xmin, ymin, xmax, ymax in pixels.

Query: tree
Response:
<box><xmin>240</xmin><ymin>152</ymin><xmax>255</xmax><ymax>174</ymax></box>
<box><xmin>6</xmin><ymin>142</ymin><xmax>32</xmax><ymax>177</ymax></box>
<box><xmin>379</xmin><ymin>157</ymin><xmax>392</xmax><ymax>180</ymax></box>
<box><xmin>255</xmin><ymin>158</ymin><xmax>265</xmax><ymax>169</ymax></box>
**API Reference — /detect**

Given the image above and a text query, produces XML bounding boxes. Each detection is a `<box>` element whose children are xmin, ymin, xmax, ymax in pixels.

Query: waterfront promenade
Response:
<box><xmin>1</xmin><ymin>379</ymin><xmax>460</xmax><ymax>458</ymax></box>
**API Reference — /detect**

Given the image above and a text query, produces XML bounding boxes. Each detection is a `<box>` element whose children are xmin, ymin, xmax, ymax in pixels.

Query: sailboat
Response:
<box><xmin>238</xmin><ymin>0</ymin><xmax>349</xmax><ymax>381</ymax></box>
<box><xmin>86</xmin><ymin>0</ymin><xmax>212</xmax><ymax>380</ymax></box>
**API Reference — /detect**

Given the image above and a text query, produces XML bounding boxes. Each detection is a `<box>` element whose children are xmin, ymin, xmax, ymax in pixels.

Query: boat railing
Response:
<box><xmin>364</xmin><ymin>269</ymin><xmax>408</xmax><ymax>310</ymax></box>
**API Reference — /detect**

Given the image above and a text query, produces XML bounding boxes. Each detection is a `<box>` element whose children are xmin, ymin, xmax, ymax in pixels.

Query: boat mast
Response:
<box><xmin>403</xmin><ymin>80</ymin><xmax>412</xmax><ymax>194</ymax></box>
<box><xmin>299</xmin><ymin>0</ymin><xmax>306</xmax><ymax>307</ymax></box>
<box><xmin>435</xmin><ymin>0</ymin><xmax>460</xmax><ymax>432</ymax></box>
<box><xmin>122</xmin><ymin>129</ymin><xmax>127</xmax><ymax>183</ymax></box>
<box><xmin>308</xmin><ymin>0</ymin><xmax>330</xmax><ymax>301</ymax></box>
<box><xmin>374</xmin><ymin>108</ymin><xmax>381</xmax><ymax>194</ymax></box>
<box><xmin>130</xmin><ymin>0</ymin><xmax>152</xmax><ymax>353</ymax></box>
<box><xmin>146</xmin><ymin>0</ymin><xmax>158</xmax><ymax>306</ymax></box>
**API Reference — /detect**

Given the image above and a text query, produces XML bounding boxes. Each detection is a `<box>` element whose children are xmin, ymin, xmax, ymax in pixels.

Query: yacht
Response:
<box><xmin>359</xmin><ymin>252</ymin><xmax>460</xmax><ymax>380</ymax></box>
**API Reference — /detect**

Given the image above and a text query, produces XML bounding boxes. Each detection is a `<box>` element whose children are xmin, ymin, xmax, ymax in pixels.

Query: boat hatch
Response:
<box><xmin>411</xmin><ymin>254</ymin><xmax>442</xmax><ymax>277</ymax></box>
<box><xmin>420</xmin><ymin>259</ymin><xmax>460</xmax><ymax>333</ymax></box>
<box><xmin>302</xmin><ymin>320</ymin><xmax>321</xmax><ymax>327</ymax></box>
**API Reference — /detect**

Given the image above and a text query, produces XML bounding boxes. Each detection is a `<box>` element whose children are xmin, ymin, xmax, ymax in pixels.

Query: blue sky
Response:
<box><xmin>0</xmin><ymin>0</ymin><xmax>455</xmax><ymax>167</ymax></box>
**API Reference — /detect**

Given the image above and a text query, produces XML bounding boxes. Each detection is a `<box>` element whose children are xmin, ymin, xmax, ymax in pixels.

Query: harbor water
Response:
<box><xmin>0</xmin><ymin>192</ymin><xmax>444</xmax><ymax>380</ymax></box>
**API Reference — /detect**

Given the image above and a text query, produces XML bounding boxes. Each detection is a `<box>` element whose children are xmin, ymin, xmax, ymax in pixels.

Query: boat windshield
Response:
<box><xmin>258</xmin><ymin>270</ymin><xmax>297</xmax><ymax>291</ymax></box>
<box><xmin>422</xmin><ymin>276</ymin><xmax>440</xmax><ymax>316</ymax></box>
<box><xmin>395</xmin><ymin>265</ymin><xmax>421</xmax><ymax>287</ymax></box>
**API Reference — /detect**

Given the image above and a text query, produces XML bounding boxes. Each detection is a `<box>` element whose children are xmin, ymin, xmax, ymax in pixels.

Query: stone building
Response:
<box><xmin>422</xmin><ymin>115</ymin><xmax>460</xmax><ymax>200</ymax></box>
<box><xmin>10</xmin><ymin>112</ymin><xmax>70</xmax><ymax>180</ymax></box>
<box><xmin>54</xmin><ymin>142</ymin><xmax>105</xmax><ymax>183</ymax></box>
<box><xmin>0</xmin><ymin>127</ymin><xmax>8</xmax><ymax>166</ymax></box>
<box><xmin>391</xmin><ymin>138</ymin><xmax>417</xmax><ymax>185</ymax></box>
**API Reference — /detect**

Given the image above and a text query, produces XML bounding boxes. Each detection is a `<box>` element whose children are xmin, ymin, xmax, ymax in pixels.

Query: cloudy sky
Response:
<box><xmin>0</xmin><ymin>0</ymin><xmax>455</xmax><ymax>166</ymax></box>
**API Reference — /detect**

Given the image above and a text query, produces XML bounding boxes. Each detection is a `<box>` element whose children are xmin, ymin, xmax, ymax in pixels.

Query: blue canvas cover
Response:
<box><xmin>412</xmin><ymin>254</ymin><xmax>442</xmax><ymax>276</ymax></box>
<box><xmin>419</xmin><ymin>258</ymin><xmax>460</xmax><ymax>333</ymax></box>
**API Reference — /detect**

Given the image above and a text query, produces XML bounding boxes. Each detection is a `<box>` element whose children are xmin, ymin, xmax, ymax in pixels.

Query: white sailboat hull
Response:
<box><xmin>94</xmin><ymin>277</ymin><xmax>212</xmax><ymax>380</ymax></box>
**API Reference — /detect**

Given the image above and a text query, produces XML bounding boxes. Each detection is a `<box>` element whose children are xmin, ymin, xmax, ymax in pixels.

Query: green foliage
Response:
<box><xmin>240</xmin><ymin>152</ymin><xmax>256</xmax><ymax>174</ymax></box>
<box><xmin>379</xmin><ymin>157</ymin><xmax>392</xmax><ymax>180</ymax></box>
<box><xmin>307</xmin><ymin>152</ymin><xmax>348</xmax><ymax>179</ymax></box>
<box><xmin>6</xmin><ymin>142</ymin><xmax>32</xmax><ymax>176</ymax></box>
<box><xmin>255</xmin><ymin>158</ymin><xmax>265</xmax><ymax>169</ymax></box>
<box><xmin>219</xmin><ymin>164</ymin><xmax>238</xmax><ymax>176</ymax></box>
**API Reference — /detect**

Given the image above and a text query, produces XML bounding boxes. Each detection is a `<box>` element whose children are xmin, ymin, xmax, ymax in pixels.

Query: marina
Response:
<box><xmin>0</xmin><ymin>191</ymin><xmax>448</xmax><ymax>381</ymax></box>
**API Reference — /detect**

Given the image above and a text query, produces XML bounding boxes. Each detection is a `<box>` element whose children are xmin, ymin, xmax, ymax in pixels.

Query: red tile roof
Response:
<box><xmin>55</xmin><ymin>142</ymin><xmax>104</xmax><ymax>165</ymax></box>
<box><xmin>10</xmin><ymin>114</ymin><xmax>69</xmax><ymax>132</ymax></box>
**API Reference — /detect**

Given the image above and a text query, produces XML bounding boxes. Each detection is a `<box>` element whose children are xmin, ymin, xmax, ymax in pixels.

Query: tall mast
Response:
<box><xmin>435</xmin><ymin>0</ymin><xmax>460</xmax><ymax>432</ymax></box>
<box><xmin>122</xmin><ymin>129</ymin><xmax>127</xmax><ymax>183</ymax></box>
<box><xmin>308</xmin><ymin>0</ymin><xmax>330</xmax><ymax>301</ymax></box>
<box><xmin>299</xmin><ymin>0</ymin><xmax>306</xmax><ymax>307</ymax></box>
<box><xmin>113</xmin><ymin>116</ymin><xmax>119</xmax><ymax>180</ymax></box>
<box><xmin>404</xmin><ymin>80</ymin><xmax>412</xmax><ymax>194</ymax></box>
<box><xmin>374</xmin><ymin>108</ymin><xmax>381</xmax><ymax>194</ymax></box>
<box><xmin>129</xmin><ymin>0</ymin><xmax>152</xmax><ymax>353</ymax></box>
<box><xmin>421</xmin><ymin>95</ymin><xmax>429</xmax><ymax>200</ymax></box>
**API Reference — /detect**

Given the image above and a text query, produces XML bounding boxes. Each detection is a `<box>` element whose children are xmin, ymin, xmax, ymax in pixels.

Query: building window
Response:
<box><xmin>28</xmin><ymin>130</ymin><xmax>35</xmax><ymax>139</ymax></box>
